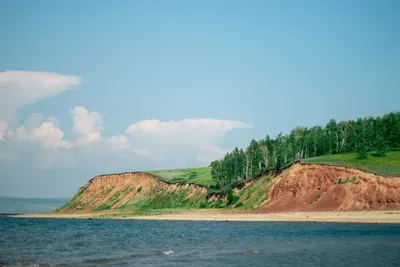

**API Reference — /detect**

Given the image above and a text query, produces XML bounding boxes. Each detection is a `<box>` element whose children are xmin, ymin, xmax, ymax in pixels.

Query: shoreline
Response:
<box><xmin>13</xmin><ymin>210</ymin><xmax>400</xmax><ymax>223</ymax></box>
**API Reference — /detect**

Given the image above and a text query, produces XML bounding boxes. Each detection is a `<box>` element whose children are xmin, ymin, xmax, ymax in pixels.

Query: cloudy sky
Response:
<box><xmin>1</xmin><ymin>0</ymin><xmax>399</xmax><ymax>197</ymax></box>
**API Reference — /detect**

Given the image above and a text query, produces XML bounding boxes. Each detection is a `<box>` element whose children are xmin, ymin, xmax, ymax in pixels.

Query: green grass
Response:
<box><xmin>145</xmin><ymin>167</ymin><xmax>214</xmax><ymax>186</ymax></box>
<box><xmin>58</xmin><ymin>151</ymin><xmax>400</xmax><ymax>214</ymax></box>
<box><xmin>56</xmin><ymin>186</ymin><xmax>88</xmax><ymax>211</ymax></box>
<box><xmin>197</xmin><ymin>175</ymin><xmax>273</xmax><ymax>210</ymax></box>
<box><xmin>92</xmin><ymin>187</ymin><xmax>130</xmax><ymax>211</ymax></box>
<box><xmin>116</xmin><ymin>185</ymin><xmax>207</xmax><ymax>211</ymax></box>
<box><xmin>302</xmin><ymin>151</ymin><xmax>400</xmax><ymax>177</ymax></box>
<box><xmin>235</xmin><ymin>176</ymin><xmax>273</xmax><ymax>209</ymax></box>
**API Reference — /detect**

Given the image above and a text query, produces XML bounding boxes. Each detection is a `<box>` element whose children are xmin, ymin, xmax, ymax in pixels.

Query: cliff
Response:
<box><xmin>58</xmin><ymin>163</ymin><xmax>400</xmax><ymax>213</ymax></box>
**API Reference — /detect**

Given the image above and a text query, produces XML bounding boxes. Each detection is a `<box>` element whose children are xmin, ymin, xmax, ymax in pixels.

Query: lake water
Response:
<box><xmin>1</xmin><ymin>217</ymin><xmax>400</xmax><ymax>267</ymax></box>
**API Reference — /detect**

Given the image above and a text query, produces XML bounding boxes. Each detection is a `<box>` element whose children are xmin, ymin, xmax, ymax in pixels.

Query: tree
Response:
<box><xmin>244</xmin><ymin>150</ymin><xmax>251</xmax><ymax>180</ymax></box>
<box><xmin>248</xmin><ymin>139</ymin><xmax>262</xmax><ymax>178</ymax></box>
<box><xmin>356</xmin><ymin>140</ymin><xmax>368</xmax><ymax>159</ymax></box>
<box><xmin>338</xmin><ymin>120</ymin><xmax>353</xmax><ymax>153</ymax></box>
<box><xmin>388</xmin><ymin>121</ymin><xmax>400</xmax><ymax>149</ymax></box>
<box><xmin>326</xmin><ymin>119</ymin><xmax>339</xmax><ymax>154</ymax></box>
<box><xmin>260</xmin><ymin>144</ymin><xmax>269</xmax><ymax>171</ymax></box>
<box><xmin>375</xmin><ymin>135</ymin><xmax>386</xmax><ymax>156</ymax></box>
<box><xmin>210</xmin><ymin>160</ymin><xmax>224</xmax><ymax>189</ymax></box>
<box><xmin>309</xmin><ymin>126</ymin><xmax>323</xmax><ymax>157</ymax></box>
<box><xmin>209</xmin><ymin>112</ymin><xmax>400</xmax><ymax>189</ymax></box>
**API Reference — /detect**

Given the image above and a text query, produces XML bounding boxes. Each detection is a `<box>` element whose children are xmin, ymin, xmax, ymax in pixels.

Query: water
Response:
<box><xmin>1</xmin><ymin>218</ymin><xmax>400</xmax><ymax>267</ymax></box>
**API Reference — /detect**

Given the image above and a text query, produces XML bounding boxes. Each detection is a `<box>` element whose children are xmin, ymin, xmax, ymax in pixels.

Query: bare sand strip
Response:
<box><xmin>14</xmin><ymin>210</ymin><xmax>400</xmax><ymax>223</ymax></box>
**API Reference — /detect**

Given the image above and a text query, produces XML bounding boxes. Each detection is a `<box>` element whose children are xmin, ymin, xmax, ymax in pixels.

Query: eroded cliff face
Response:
<box><xmin>58</xmin><ymin>172</ymin><xmax>208</xmax><ymax>212</ymax></box>
<box><xmin>258</xmin><ymin>163</ymin><xmax>400</xmax><ymax>212</ymax></box>
<box><xmin>59</xmin><ymin>163</ymin><xmax>400</xmax><ymax>213</ymax></box>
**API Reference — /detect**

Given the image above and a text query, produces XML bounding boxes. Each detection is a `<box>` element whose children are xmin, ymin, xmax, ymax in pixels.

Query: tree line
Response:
<box><xmin>210</xmin><ymin>112</ymin><xmax>400</xmax><ymax>189</ymax></box>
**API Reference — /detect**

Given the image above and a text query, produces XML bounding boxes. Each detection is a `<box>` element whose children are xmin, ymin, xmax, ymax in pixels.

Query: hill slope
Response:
<box><xmin>259</xmin><ymin>162</ymin><xmax>400</xmax><ymax>212</ymax></box>
<box><xmin>58</xmin><ymin>161</ymin><xmax>400</xmax><ymax>213</ymax></box>
<box><xmin>57</xmin><ymin>172</ymin><xmax>208</xmax><ymax>212</ymax></box>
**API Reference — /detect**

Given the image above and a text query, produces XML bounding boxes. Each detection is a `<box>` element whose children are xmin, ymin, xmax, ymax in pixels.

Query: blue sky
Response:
<box><xmin>0</xmin><ymin>0</ymin><xmax>399</xmax><ymax>197</ymax></box>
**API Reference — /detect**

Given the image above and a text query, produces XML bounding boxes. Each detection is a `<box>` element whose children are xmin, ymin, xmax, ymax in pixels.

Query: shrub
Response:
<box><xmin>235</xmin><ymin>202</ymin><xmax>244</xmax><ymax>208</ymax></box>
<box><xmin>214</xmin><ymin>200</ymin><xmax>224</xmax><ymax>208</ymax></box>
<box><xmin>199</xmin><ymin>202</ymin><xmax>208</xmax><ymax>208</ymax></box>
<box><xmin>337</xmin><ymin>177</ymin><xmax>359</xmax><ymax>185</ymax></box>
<box><xmin>94</xmin><ymin>204</ymin><xmax>111</xmax><ymax>211</ymax></box>
<box><xmin>137</xmin><ymin>186</ymin><xmax>143</xmax><ymax>193</ymax></box>
<box><xmin>226</xmin><ymin>188</ymin><xmax>240</xmax><ymax>205</ymax></box>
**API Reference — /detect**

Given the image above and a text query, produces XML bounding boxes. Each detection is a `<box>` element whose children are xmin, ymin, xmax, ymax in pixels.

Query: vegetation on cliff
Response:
<box><xmin>56</xmin><ymin>172</ymin><xmax>210</xmax><ymax>213</ymax></box>
<box><xmin>58</xmin><ymin>160</ymin><xmax>400</xmax><ymax>214</ymax></box>
<box><xmin>210</xmin><ymin>112</ymin><xmax>400</xmax><ymax>188</ymax></box>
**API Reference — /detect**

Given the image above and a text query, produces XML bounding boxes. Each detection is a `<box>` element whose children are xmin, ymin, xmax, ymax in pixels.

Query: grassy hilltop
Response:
<box><xmin>144</xmin><ymin>151</ymin><xmax>400</xmax><ymax>186</ymax></box>
<box><xmin>145</xmin><ymin>167</ymin><xmax>214</xmax><ymax>186</ymax></box>
<box><xmin>302</xmin><ymin>151</ymin><xmax>400</xmax><ymax>177</ymax></box>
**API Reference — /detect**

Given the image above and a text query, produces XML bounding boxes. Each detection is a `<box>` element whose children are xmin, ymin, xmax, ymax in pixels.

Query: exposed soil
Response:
<box><xmin>60</xmin><ymin>162</ymin><xmax>400</xmax><ymax>213</ymax></box>
<box><xmin>61</xmin><ymin>172</ymin><xmax>207</xmax><ymax>212</ymax></box>
<box><xmin>259</xmin><ymin>163</ymin><xmax>400</xmax><ymax>212</ymax></box>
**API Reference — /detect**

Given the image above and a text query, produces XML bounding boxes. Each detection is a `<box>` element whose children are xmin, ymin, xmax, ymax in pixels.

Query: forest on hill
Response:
<box><xmin>210</xmin><ymin>112</ymin><xmax>400</xmax><ymax>189</ymax></box>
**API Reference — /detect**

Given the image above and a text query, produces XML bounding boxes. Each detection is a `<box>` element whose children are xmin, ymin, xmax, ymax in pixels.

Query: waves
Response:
<box><xmin>161</xmin><ymin>250</ymin><xmax>174</xmax><ymax>255</ymax></box>
<box><xmin>3</xmin><ymin>218</ymin><xmax>400</xmax><ymax>267</ymax></box>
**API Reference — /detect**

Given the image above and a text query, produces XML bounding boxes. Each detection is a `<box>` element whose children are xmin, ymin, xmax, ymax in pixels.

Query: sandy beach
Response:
<box><xmin>15</xmin><ymin>210</ymin><xmax>400</xmax><ymax>223</ymax></box>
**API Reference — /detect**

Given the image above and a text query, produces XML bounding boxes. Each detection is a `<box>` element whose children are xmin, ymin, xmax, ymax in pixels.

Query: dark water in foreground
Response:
<box><xmin>1</xmin><ymin>218</ymin><xmax>400</xmax><ymax>267</ymax></box>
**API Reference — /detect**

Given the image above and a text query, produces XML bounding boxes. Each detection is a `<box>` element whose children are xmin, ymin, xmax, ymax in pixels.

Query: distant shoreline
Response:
<box><xmin>13</xmin><ymin>210</ymin><xmax>400</xmax><ymax>224</ymax></box>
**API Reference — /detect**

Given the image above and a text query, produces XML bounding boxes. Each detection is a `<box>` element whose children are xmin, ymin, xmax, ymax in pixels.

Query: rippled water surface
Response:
<box><xmin>1</xmin><ymin>217</ymin><xmax>400</xmax><ymax>266</ymax></box>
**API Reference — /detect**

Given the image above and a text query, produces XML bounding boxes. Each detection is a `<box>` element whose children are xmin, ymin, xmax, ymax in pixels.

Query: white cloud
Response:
<box><xmin>6</xmin><ymin>107</ymin><xmax>101</xmax><ymax>149</ymax></box>
<box><xmin>71</xmin><ymin>106</ymin><xmax>102</xmax><ymax>145</ymax></box>
<box><xmin>8</xmin><ymin>119</ymin><xmax>70</xmax><ymax>149</ymax></box>
<box><xmin>31</xmin><ymin>122</ymin><xmax>70</xmax><ymax>149</ymax></box>
<box><xmin>1</xmin><ymin>105</ymin><xmax>252</xmax><ymax>170</ymax></box>
<box><xmin>127</xmin><ymin>118</ymin><xmax>251</xmax><ymax>135</ymax></box>
<box><xmin>0</xmin><ymin>71</ymin><xmax>81</xmax><ymax>121</ymax></box>
<box><xmin>108</xmin><ymin>135</ymin><xmax>129</xmax><ymax>149</ymax></box>
<box><xmin>127</xmin><ymin>118</ymin><xmax>252</xmax><ymax>166</ymax></box>
<box><xmin>0</xmin><ymin>120</ymin><xmax>8</xmax><ymax>141</ymax></box>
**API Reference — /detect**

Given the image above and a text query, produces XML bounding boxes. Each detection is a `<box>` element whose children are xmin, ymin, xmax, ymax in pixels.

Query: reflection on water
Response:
<box><xmin>1</xmin><ymin>218</ymin><xmax>400</xmax><ymax>266</ymax></box>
